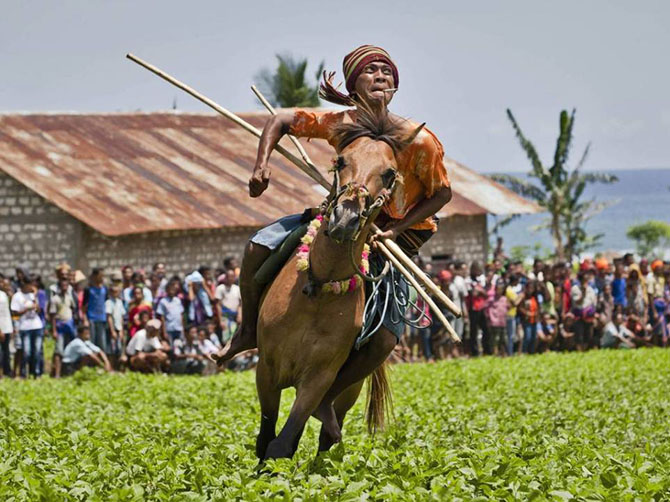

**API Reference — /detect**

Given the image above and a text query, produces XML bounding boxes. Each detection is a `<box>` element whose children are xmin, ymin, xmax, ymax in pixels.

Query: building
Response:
<box><xmin>0</xmin><ymin>111</ymin><xmax>538</xmax><ymax>280</ymax></box>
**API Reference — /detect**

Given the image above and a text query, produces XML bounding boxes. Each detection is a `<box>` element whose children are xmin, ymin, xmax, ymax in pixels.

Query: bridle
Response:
<box><xmin>318</xmin><ymin>156</ymin><xmax>398</xmax><ymax>283</ymax></box>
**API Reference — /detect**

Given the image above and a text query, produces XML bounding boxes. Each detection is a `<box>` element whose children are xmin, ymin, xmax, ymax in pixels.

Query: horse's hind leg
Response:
<box><xmin>264</xmin><ymin>373</ymin><xmax>337</xmax><ymax>460</ymax></box>
<box><xmin>256</xmin><ymin>362</ymin><xmax>280</xmax><ymax>460</ymax></box>
<box><xmin>318</xmin><ymin>380</ymin><xmax>364</xmax><ymax>453</ymax></box>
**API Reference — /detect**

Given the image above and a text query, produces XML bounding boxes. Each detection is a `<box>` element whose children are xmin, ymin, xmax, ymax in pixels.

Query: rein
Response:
<box><xmin>297</xmin><ymin>160</ymin><xmax>397</xmax><ymax>296</ymax></box>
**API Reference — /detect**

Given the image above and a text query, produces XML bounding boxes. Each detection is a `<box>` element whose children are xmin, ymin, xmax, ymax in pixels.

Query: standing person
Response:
<box><xmin>0</xmin><ymin>276</ymin><xmax>14</xmax><ymax>377</ymax></box>
<box><xmin>611</xmin><ymin>261</ymin><xmax>627</xmax><ymax>309</ymax></box>
<box><xmin>61</xmin><ymin>325</ymin><xmax>112</xmax><ymax>375</ymax></box>
<box><xmin>505</xmin><ymin>274</ymin><xmax>524</xmax><ymax>356</ymax></box>
<box><xmin>105</xmin><ymin>285</ymin><xmax>126</xmax><ymax>368</ymax></box>
<box><xmin>466</xmin><ymin>262</ymin><xmax>489</xmax><ymax>356</ymax></box>
<box><xmin>222</xmin><ymin>256</ymin><xmax>240</xmax><ymax>282</ymax></box>
<box><xmin>11</xmin><ymin>275</ymin><xmax>44</xmax><ymax>377</ymax></box>
<box><xmin>450</xmin><ymin>261</ymin><xmax>469</xmax><ymax>354</ymax></box>
<box><xmin>126</xmin><ymin>319</ymin><xmax>170</xmax><ymax>373</ymax></box>
<box><xmin>519</xmin><ymin>281</ymin><xmax>539</xmax><ymax>354</ymax></box>
<box><xmin>186</xmin><ymin>266</ymin><xmax>216</xmax><ymax>326</ymax></box>
<box><xmin>485</xmin><ymin>281</ymin><xmax>509</xmax><ymax>356</ymax></box>
<box><xmin>647</xmin><ymin>260</ymin><xmax>667</xmax><ymax>345</ymax></box>
<box><xmin>152</xmin><ymin>262</ymin><xmax>168</xmax><ymax>296</ymax></box>
<box><xmin>215</xmin><ymin>269</ymin><xmax>242</xmax><ymax>344</ymax></box>
<box><xmin>48</xmin><ymin>277</ymin><xmax>77</xmax><ymax>378</ymax></box>
<box><xmin>127</xmin><ymin>286</ymin><xmax>153</xmax><ymax>338</ymax></box>
<box><xmin>156</xmin><ymin>280</ymin><xmax>185</xmax><ymax>346</ymax></box>
<box><xmin>570</xmin><ymin>271</ymin><xmax>598</xmax><ymax>351</ymax></box>
<box><xmin>82</xmin><ymin>269</ymin><xmax>109</xmax><ymax>354</ymax></box>
<box><xmin>626</xmin><ymin>269</ymin><xmax>647</xmax><ymax>322</ymax></box>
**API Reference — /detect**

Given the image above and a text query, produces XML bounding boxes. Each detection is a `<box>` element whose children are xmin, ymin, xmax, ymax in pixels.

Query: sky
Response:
<box><xmin>1</xmin><ymin>0</ymin><xmax>669</xmax><ymax>173</ymax></box>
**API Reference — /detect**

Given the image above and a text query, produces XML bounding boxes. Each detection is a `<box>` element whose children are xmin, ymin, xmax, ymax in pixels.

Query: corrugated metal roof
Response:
<box><xmin>0</xmin><ymin>111</ymin><xmax>540</xmax><ymax>236</ymax></box>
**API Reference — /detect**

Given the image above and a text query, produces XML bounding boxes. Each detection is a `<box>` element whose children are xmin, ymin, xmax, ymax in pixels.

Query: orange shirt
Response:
<box><xmin>289</xmin><ymin>109</ymin><xmax>450</xmax><ymax>232</ymax></box>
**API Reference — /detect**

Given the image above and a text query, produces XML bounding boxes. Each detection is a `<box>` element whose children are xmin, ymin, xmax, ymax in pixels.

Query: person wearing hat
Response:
<box><xmin>647</xmin><ymin>260</ymin><xmax>667</xmax><ymax>343</ymax></box>
<box><xmin>126</xmin><ymin>319</ymin><xmax>170</xmax><ymax>373</ymax></box>
<box><xmin>213</xmin><ymin>45</ymin><xmax>451</xmax><ymax>379</ymax></box>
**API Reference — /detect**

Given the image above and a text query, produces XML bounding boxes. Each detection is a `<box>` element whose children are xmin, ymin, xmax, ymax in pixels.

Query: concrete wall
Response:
<box><xmin>1</xmin><ymin>171</ymin><xmax>488</xmax><ymax>281</ymax></box>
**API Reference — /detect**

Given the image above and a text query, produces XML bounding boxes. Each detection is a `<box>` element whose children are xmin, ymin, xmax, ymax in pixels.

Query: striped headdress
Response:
<box><xmin>319</xmin><ymin>45</ymin><xmax>399</xmax><ymax>107</ymax></box>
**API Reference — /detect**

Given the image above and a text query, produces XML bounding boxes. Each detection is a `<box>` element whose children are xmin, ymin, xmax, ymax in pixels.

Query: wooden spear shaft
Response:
<box><xmin>126</xmin><ymin>53</ymin><xmax>330</xmax><ymax>188</ymax></box>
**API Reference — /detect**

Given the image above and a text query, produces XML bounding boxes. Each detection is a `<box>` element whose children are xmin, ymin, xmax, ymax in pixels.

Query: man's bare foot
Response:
<box><xmin>209</xmin><ymin>327</ymin><xmax>257</xmax><ymax>366</ymax></box>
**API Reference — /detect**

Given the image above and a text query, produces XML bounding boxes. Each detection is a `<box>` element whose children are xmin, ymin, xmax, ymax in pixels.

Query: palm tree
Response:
<box><xmin>254</xmin><ymin>53</ymin><xmax>324</xmax><ymax>108</ymax></box>
<box><xmin>490</xmin><ymin>109</ymin><xmax>618</xmax><ymax>261</ymax></box>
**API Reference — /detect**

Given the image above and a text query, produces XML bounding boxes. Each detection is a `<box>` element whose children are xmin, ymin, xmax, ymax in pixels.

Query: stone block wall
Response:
<box><xmin>81</xmin><ymin>226</ymin><xmax>255</xmax><ymax>276</ymax></box>
<box><xmin>1</xmin><ymin>171</ymin><xmax>489</xmax><ymax>282</ymax></box>
<box><xmin>421</xmin><ymin>214</ymin><xmax>488</xmax><ymax>264</ymax></box>
<box><xmin>0</xmin><ymin>172</ymin><xmax>81</xmax><ymax>279</ymax></box>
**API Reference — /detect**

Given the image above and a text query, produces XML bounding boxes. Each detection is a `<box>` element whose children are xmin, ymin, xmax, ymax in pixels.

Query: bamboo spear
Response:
<box><xmin>126</xmin><ymin>54</ymin><xmax>461</xmax><ymax>338</ymax></box>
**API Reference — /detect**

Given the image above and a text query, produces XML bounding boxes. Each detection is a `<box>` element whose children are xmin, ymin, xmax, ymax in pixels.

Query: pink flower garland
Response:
<box><xmin>296</xmin><ymin>215</ymin><xmax>370</xmax><ymax>295</ymax></box>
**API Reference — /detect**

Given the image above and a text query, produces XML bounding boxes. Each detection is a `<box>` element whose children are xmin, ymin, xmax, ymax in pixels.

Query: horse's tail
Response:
<box><xmin>365</xmin><ymin>362</ymin><xmax>393</xmax><ymax>434</ymax></box>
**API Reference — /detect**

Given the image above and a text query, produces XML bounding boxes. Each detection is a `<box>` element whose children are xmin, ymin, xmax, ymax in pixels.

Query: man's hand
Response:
<box><xmin>369</xmin><ymin>227</ymin><xmax>399</xmax><ymax>250</ymax></box>
<box><xmin>249</xmin><ymin>162</ymin><xmax>271</xmax><ymax>198</ymax></box>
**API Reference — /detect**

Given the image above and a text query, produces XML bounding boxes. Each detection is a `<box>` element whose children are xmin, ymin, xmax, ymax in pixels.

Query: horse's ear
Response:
<box><xmin>403</xmin><ymin>122</ymin><xmax>426</xmax><ymax>148</ymax></box>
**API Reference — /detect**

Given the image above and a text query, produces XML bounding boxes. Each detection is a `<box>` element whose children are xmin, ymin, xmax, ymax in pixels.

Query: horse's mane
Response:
<box><xmin>332</xmin><ymin>105</ymin><xmax>413</xmax><ymax>155</ymax></box>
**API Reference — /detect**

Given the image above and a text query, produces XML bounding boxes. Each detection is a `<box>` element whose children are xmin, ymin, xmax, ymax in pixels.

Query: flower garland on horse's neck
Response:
<box><xmin>296</xmin><ymin>215</ymin><xmax>370</xmax><ymax>295</ymax></box>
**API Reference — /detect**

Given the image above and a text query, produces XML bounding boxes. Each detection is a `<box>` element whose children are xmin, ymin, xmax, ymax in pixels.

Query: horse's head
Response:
<box><xmin>323</xmin><ymin>107</ymin><xmax>424</xmax><ymax>243</ymax></box>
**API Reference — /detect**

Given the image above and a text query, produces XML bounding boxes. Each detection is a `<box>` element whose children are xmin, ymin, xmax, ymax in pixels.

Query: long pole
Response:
<box><xmin>126</xmin><ymin>54</ymin><xmax>461</xmax><ymax>331</ymax></box>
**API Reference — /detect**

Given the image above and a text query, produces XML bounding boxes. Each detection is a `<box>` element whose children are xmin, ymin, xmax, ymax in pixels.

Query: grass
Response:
<box><xmin>1</xmin><ymin>349</ymin><xmax>670</xmax><ymax>500</ymax></box>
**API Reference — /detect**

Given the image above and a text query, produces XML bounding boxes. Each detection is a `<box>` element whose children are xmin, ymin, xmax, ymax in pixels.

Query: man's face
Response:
<box><xmin>224</xmin><ymin>270</ymin><xmax>236</xmax><ymax>286</ymax></box>
<box><xmin>353</xmin><ymin>61</ymin><xmax>395</xmax><ymax>106</ymax></box>
<box><xmin>59</xmin><ymin>278</ymin><xmax>69</xmax><ymax>292</ymax></box>
<box><xmin>154</xmin><ymin>263</ymin><xmax>166</xmax><ymax>278</ymax></box>
<box><xmin>122</xmin><ymin>267</ymin><xmax>133</xmax><ymax>281</ymax></box>
<box><xmin>80</xmin><ymin>329</ymin><xmax>91</xmax><ymax>341</ymax></box>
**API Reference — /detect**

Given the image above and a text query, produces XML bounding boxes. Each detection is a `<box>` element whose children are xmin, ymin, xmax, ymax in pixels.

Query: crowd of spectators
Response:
<box><xmin>0</xmin><ymin>258</ymin><xmax>249</xmax><ymax>378</ymax></box>
<box><xmin>0</xmin><ymin>250</ymin><xmax>668</xmax><ymax>379</ymax></box>
<box><xmin>398</xmin><ymin>252</ymin><xmax>670</xmax><ymax>362</ymax></box>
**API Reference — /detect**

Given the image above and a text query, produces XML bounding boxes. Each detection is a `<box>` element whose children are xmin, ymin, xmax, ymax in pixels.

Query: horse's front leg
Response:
<box><xmin>264</xmin><ymin>369</ymin><xmax>339</xmax><ymax>460</ymax></box>
<box><xmin>318</xmin><ymin>379</ymin><xmax>365</xmax><ymax>453</ymax></box>
<box><xmin>255</xmin><ymin>361</ymin><xmax>281</xmax><ymax>460</ymax></box>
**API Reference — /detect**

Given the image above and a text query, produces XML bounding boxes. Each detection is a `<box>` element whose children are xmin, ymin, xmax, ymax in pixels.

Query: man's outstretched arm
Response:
<box><xmin>249</xmin><ymin>113</ymin><xmax>294</xmax><ymax>198</ymax></box>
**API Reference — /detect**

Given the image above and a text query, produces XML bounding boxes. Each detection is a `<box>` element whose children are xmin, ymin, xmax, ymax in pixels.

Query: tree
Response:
<box><xmin>626</xmin><ymin>220</ymin><xmax>670</xmax><ymax>256</ymax></box>
<box><xmin>490</xmin><ymin>109</ymin><xmax>618</xmax><ymax>261</ymax></box>
<box><xmin>254</xmin><ymin>53</ymin><xmax>324</xmax><ymax>108</ymax></box>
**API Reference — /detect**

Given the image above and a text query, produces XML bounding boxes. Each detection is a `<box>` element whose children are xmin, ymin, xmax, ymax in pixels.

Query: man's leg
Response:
<box><xmin>211</xmin><ymin>241</ymin><xmax>271</xmax><ymax>365</ymax></box>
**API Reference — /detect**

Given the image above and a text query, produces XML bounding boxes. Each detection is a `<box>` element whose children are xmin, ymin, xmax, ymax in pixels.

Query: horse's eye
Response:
<box><xmin>335</xmin><ymin>156</ymin><xmax>347</xmax><ymax>171</ymax></box>
<box><xmin>381</xmin><ymin>169</ymin><xmax>396</xmax><ymax>187</ymax></box>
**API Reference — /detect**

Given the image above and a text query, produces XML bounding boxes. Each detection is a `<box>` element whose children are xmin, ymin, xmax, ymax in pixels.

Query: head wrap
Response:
<box><xmin>320</xmin><ymin>45</ymin><xmax>399</xmax><ymax>107</ymax></box>
<box><xmin>146</xmin><ymin>319</ymin><xmax>162</xmax><ymax>331</ymax></box>
<box><xmin>651</xmin><ymin>259</ymin><xmax>663</xmax><ymax>271</ymax></box>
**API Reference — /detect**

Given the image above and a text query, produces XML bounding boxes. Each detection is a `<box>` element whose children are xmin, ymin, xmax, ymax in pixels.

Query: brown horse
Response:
<box><xmin>254</xmin><ymin>110</ymin><xmax>423</xmax><ymax>460</ymax></box>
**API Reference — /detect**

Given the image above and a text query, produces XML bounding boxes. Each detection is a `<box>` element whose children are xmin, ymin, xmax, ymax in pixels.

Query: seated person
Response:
<box><xmin>196</xmin><ymin>326</ymin><xmax>219</xmax><ymax>356</ymax></box>
<box><xmin>172</xmin><ymin>326</ymin><xmax>206</xmax><ymax>375</ymax></box>
<box><xmin>126</xmin><ymin>319</ymin><xmax>170</xmax><ymax>373</ymax></box>
<box><xmin>625</xmin><ymin>313</ymin><xmax>653</xmax><ymax>347</ymax></box>
<box><xmin>559</xmin><ymin>312</ymin><xmax>577</xmax><ymax>351</ymax></box>
<box><xmin>61</xmin><ymin>325</ymin><xmax>112</xmax><ymax>375</ymax></box>
<box><xmin>536</xmin><ymin>312</ymin><xmax>557</xmax><ymax>353</ymax></box>
<box><xmin>600</xmin><ymin>312</ymin><xmax>636</xmax><ymax>349</ymax></box>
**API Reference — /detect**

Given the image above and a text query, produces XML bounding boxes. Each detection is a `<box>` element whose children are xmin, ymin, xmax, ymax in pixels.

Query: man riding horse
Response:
<box><xmin>213</xmin><ymin>44</ymin><xmax>452</xmax><ymax>435</ymax></box>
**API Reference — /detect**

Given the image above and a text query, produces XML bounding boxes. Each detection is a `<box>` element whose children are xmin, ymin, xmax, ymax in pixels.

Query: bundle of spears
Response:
<box><xmin>126</xmin><ymin>54</ymin><xmax>463</xmax><ymax>342</ymax></box>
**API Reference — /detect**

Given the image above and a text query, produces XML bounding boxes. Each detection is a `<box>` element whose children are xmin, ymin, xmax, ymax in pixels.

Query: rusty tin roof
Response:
<box><xmin>0</xmin><ymin>111</ymin><xmax>540</xmax><ymax>236</ymax></box>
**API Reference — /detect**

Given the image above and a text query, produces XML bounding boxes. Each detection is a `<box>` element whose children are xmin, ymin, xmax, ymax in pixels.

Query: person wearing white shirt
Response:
<box><xmin>11</xmin><ymin>277</ymin><xmax>45</xmax><ymax>378</ymax></box>
<box><xmin>0</xmin><ymin>277</ymin><xmax>15</xmax><ymax>377</ymax></box>
<box><xmin>126</xmin><ymin>319</ymin><xmax>169</xmax><ymax>373</ymax></box>
<box><xmin>62</xmin><ymin>325</ymin><xmax>112</xmax><ymax>375</ymax></box>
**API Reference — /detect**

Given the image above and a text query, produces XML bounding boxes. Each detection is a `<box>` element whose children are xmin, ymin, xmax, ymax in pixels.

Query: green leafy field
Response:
<box><xmin>2</xmin><ymin>349</ymin><xmax>670</xmax><ymax>501</ymax></box>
